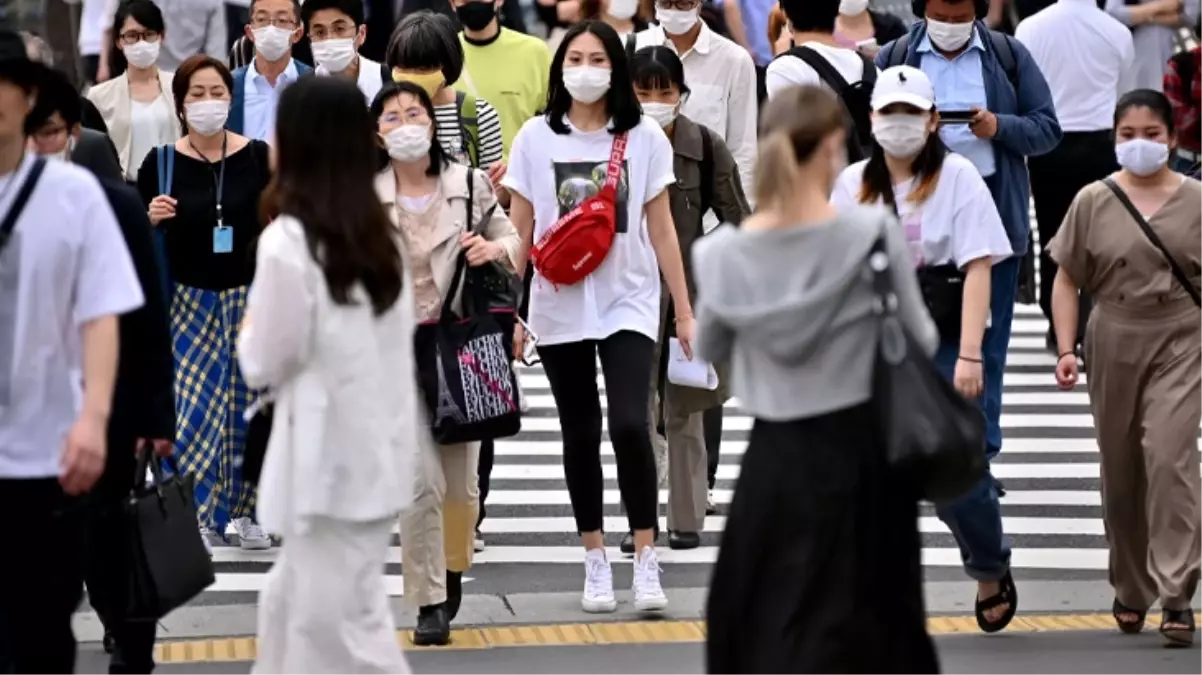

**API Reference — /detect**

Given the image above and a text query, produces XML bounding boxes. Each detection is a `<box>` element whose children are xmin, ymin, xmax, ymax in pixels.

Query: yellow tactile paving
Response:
<box><xmin>146</xmin><ymin>613</ymin><xmax>1202</xmax><ymax>664</ymax></box>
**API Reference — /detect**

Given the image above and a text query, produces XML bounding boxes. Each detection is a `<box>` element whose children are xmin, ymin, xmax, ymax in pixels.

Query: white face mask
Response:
<box><xmin>657</xmin><ymin>7</ymin><xmax>699</xmax><ymax>36</ymax></box>
<box><xmin>643</xmin><ymin>102</ymin><xmax>678</xmax><ymax>128</ymax></box>
<box><xmin>562</xmin><ymin>66</ymin><xmax>611</xmax><ymax>104</ymax></box>
<box><xmin>122</xmin><ymin>40</ymin><xmax>160</xmax><ymax>69</ymax></box>
<box><xmin>185</xmin><ymin>100</ymin><xmax>230</xmax><ymax>136</ymax></box>
<box><xmin>608</xmin><ymin>0</ymin><xmax>639</xmax><ymax>20</ymax></box>
<box><xmin>1115</xmin><ymin>138</ymin><xmax>1170</xmax><ymax>177</ymax></box>
<box><xmin>312</xmin><ymin>37</ymin><xmax>357</xmax><ymax>73</ymax></box>
<box><xmin>926</xmin><ymin>18</ymin><xmax>974</xmax><ymax>52</ymax></box>
<box><xmin>384</xmin><ymin>124</ymin><xmax>433</xmax><ymax>162</ymax></box>
<box><xmin>252</xmin><ymin>25</ymin><xmax>293</xmax><ymax>62</ymax></box>
<box><xmin>872</xmin><ymin>114</ymin><xmax>930</xmax><ymax>159</ymax></box>
<box><xmin>839</xmin><ymin>0</ymin><xmax>870</xmax><ymax>15</ymax></box>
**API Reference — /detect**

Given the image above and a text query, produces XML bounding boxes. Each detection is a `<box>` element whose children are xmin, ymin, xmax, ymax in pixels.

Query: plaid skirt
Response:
<box><xmin>171</xmin><ymin>283</ymin><xmax>255</xmax><ymax>533</ymax></box>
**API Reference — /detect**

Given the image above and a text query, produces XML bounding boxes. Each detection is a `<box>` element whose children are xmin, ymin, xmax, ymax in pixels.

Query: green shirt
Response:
<box><xmin>456</xmin><ymin>29</ymin><xmax>552</xmax><ymax>160</ymax></box>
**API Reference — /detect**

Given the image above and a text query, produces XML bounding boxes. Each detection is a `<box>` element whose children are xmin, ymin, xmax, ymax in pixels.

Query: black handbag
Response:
<box><xmin>867</xmin><ymin>231</ymin><xmax>987</xmax><ymax>503</ymax></box>
<box><xmin>463</xmin><ymin>170</ymin><xmax>523</xmax><ymax>317</ymax></box>
<box><xmin>917</xmin><ymin>262</ymin><xmax>965</xmax><ymax>342</ymax></box>
<box><xmin>413</xmin><ymin>176</ymin><xmax>522</xmax><ymax>445</ymax></box>
<box><xmin>123</xmin><ymin>444</ymin><xmax>216</xmax><ymax>620</ymax></box>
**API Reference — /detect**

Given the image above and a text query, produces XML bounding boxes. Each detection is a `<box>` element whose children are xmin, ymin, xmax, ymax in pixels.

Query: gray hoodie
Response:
<box><xmin>692</xmin><ymin>205</ymin><xmax>939</xmax><ymax>422</ymax></box>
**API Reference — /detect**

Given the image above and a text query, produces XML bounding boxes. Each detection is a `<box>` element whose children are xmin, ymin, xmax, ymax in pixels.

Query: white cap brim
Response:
<box><xmin>872</xmin><ymin>91</ymin><xmax>934</xmax><ymax>111</ymax></box>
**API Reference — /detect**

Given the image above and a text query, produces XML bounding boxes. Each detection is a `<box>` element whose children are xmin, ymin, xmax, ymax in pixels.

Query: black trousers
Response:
<box><xmin>84</xmin><ymin>430</ymin><xmax>158</xmax><ymax>674</ymax></box>
<box><xmin>704</xmin><ymin>406</ymin><xmax>722</xmax><ymax>490</ymax></box>
<box><xmin>538</xmin><ymin>330</ymin><xmax>658</xmax><ymax>532</ymax></box>
<box><xmin>1029</xmin><ymin>129</ymin><xmax>1118</xmax><ymax>346</ymax></box>
<box><xmin>0</xmin><ymin>477</ymin><xmax>84</xmax><ymax>674</ymax></box>
<box><xmin>476</xmin><ymin>438</ymin><xmax>494</xmax><ymax>529</ymax></box>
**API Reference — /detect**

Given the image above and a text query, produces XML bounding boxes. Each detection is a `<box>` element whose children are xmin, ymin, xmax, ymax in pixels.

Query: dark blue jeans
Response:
<box><xmin>983</xmin><ymin>257</ymin><xmax>1021</xmax><ymax>460</ymax></box>
<box><xmin>933</xmin><ymin>341</ymin><xmax>1013</xmax><ymax>582</ymax></box>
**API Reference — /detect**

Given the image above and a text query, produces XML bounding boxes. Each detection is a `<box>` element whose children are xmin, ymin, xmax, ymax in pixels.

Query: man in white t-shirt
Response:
<box><xmin>0</xmin><ymin>33</ymin><xmax>144</xmax><ymax>673</ymax></box>
<box><xmin>765</xmin><ymin>0</ymin><xmax>879</xmax><ymax>162</ymax></box>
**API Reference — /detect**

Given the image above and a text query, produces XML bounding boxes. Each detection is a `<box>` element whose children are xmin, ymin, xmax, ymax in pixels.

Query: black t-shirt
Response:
<box><xmin>136</xmin><ymin>139</ymin><xmax>271</xmax><ymax>291</ymax></box>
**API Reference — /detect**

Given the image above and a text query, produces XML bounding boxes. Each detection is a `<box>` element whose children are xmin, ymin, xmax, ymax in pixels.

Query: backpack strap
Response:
<box><xmin>884</xmin><ymin>33</ymin><xmax>911</xmax><ymax>68</ymax></box>
<box><xmin>380</xmin><ymin>62</ymin><xmax>393</xmax><ymax>84</ymax></box>
<box><xmin>0</xmin><ymin>157</ymin><xmax>46</xmax><ymax>256</ymax></box>
<box><xmin>625</xmin><ymin>33</ymin><xmax>638</xmax><ymax>61</ymax></box>
<box><xmin>156</xmin><ymin>145</ymin><xmax>174</xmax><ymax>195</ymax></box>
<box><xmin>229</xmin><ymin>66</ymin><xmax>247</xmax><ymax>135</ymax></box>
<box><xmin>986</xmin><ymin>30</ymin><xmax>1020</xmax><ymax>94</ymax></box>
<box><xmin>699</xmin><ymin>126</ymin><xmax>715</xmax><ymax>225</ymax></box>
<box><xmin>455</xmin><ymin>89</ymin><xmax>480</xmax><ymax>168</ymax></box>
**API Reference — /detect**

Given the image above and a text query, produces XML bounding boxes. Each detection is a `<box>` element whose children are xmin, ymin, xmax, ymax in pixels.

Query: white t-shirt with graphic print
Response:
<box><xmin>503</xmin><ymin>115</ymin><xmax>675</xmax><ymax>346</ymax></box>
<box><xmin>831</xmin><ymin>152</ymin><xmax>1013</xmax><ymax>269</ymax></box>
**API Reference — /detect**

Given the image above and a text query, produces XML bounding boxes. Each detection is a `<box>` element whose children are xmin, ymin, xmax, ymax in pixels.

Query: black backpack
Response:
<box><xmin>782</xmin><ymin>46</ymin><xmax>878</xmax><ymax>163</ymax></box>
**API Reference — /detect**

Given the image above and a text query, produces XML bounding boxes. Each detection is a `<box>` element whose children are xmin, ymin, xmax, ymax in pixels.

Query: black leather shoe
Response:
<box><xmin>669</xmin><ymin>531</ymin><xmax>700</xmax><ymax>550</ymax></box>
<box><xmin>414</xmin><ymin>604</ymin><xmax>450</xmax><ymax>646</ymax></box>
<box><xmin>446</xmin><ymin>571</ymin><xmax>463</xmax><ymax>621</ymax></box>
<box><xmin>620</xmin><ymin>531</ymin><xmax>635</xmax><ymax>555</ymax></box>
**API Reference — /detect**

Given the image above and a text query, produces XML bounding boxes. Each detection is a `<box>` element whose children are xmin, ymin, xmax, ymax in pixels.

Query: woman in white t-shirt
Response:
<box><xmin>503</xmin><ymin>18</ymin><xmax>694</xmax><ymax>616</ymax></box>
<box><xmin>831</xmin><ymin>65</ymin><xmax>1020</xmax><ymax>634</ymax></box>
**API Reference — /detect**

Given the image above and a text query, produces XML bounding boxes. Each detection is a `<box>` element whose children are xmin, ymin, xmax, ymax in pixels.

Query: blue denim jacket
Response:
<box><xmin>877</xmin><ymin>20</ymin><xmax>1062</xmax><ymax>257</ymax></box>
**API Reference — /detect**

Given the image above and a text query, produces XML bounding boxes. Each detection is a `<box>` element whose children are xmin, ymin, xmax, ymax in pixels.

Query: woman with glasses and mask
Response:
<box><xmin>832</xmin><ymin>65</ymin><xmax>1017</xmax><ymax>635</ymax></box>
<box><xmin>87</xmin><ymin>0</ymin><xmax>179</xmax><ymax>179</ymax></box>
<box><xmin>1049</xmin><ymin>89</ymin><xmax>1201</xmax><ymax>647</ymax></box>
<box><xmin>136</xmin><ymin>55</ymin><xmax>274</xmax><ymax>555</ymax></box>
<box><xmin>372</xmin><ymin>80</ymin><xmax>520</xmax><ymax>646</ymax></box>
<box><xmin>503</xmin><ymin>19</ymin><xmax>693</xmax><ymax>616</ymax></box>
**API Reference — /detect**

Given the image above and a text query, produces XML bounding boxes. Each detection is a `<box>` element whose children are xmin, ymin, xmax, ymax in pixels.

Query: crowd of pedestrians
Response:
<box><xmin>0</xmin><ymin>0</ymin><xmax>1199</xmax><ymax>672</ymax></box>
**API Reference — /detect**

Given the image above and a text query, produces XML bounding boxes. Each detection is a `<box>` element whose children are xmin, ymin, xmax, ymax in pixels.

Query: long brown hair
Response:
<box><xmin>753</xmin><ymin>85</ymin><xmax>845</xmax><ymax>209</ymax></box>
<box><xmin>858</xmin><ymin>120</ymin><xmax>947</xmax><ymax>213</ymax></box>
<box><xmin>261</xmin><ymin>76</ymin><xmax>403</xmax><ymax>315</ymax></box>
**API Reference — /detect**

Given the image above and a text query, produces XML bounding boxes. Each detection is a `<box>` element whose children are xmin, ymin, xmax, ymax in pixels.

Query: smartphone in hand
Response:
<box><xmin>938</xmin><ymin>109</ymin><xmax>976</xmax><ymax>126</ymax></box>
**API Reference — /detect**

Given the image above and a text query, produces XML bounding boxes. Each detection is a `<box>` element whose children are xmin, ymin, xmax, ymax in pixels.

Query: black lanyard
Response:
<box><xmin>188</xmin><ymin>132</ymin><xmax>229</xmax><ymax>227</ymax></box>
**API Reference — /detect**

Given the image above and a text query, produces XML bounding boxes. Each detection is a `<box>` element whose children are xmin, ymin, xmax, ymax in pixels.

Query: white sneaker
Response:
<box><xmin>234</xmin><ymin>517</ymin><xmax>271</xmax><ymax>550</ymax></box>
<box><xmin>706</xmin><ymin>490</ymin><xmax>716</xmax><ymax>514</ymax></box>
<box><xmin>474</xmin><ymin>530</ymin><xmax>485</xmax><ymax>553</ymax></box>
<box><xmin>632</xmin><ymin>546</ymin><xmax>668</xmax><ymax>612</ymax></box>
<box><xmin>198</xmin><ymin>524</ymin><xmax>214</xmax><ymax>556</ymax></box>
<box><xmin>581</xmin><ymin>548</ymin><xmax>617</xmax><ymax>613</ymax></box>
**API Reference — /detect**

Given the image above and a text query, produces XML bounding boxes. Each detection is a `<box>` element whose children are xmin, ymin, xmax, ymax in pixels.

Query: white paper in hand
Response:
<box><xmin>667</xmin><ymin>338</ymin><xmax>719</xmax><ymax>390</ymax></box>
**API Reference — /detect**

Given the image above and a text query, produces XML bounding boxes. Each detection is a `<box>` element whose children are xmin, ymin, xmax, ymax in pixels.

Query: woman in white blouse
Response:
<box><xmin>237</xmin><ymin>77</ymin><xmax>418</xmax><ymax>674</ymax></box>
<box><xmin>830</xmin><ymin>65</ymin><xmax>1018</xmax><ymax>635</ymax></box>
<box><xmin>86</xmin><ymin>0</ymin><xmax>179</xmax><ymax>179</ymax></box>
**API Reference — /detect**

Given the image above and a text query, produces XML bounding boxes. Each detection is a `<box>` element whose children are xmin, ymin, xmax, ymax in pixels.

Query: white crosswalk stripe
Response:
<box><xmin>201</xmin><ymin>302</ymin><xmax>1148</xmax><ymax>598</ymax></box>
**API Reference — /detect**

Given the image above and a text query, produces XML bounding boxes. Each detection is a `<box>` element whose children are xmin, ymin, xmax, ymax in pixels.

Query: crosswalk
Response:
<box><xmin>201</xmin><ymin>302</ymin><xmax>1118</xmax><ymax>599</ymax></box>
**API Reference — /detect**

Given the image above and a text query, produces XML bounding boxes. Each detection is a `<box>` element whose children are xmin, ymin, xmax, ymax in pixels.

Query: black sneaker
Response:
<box><xmin>620</xmin><ymin>531</ymin><xmax>635</xmax><ymax>556</ymax></box>
<box><xmin>413</xmin><ymin>604</ymin><xmax>450</xmax><ymax>646</ymax></box>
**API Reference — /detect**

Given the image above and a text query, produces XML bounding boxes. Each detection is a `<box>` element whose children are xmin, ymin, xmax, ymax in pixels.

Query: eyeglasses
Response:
<box><xmin>250</xmin><ymin>15</ymin><xmax>298</xmax><ymax>29</ymax></box>
<box><xmin>379</xmin><ymin>108</ymin><xmax>429</xmax><ymax>125</ymax></box>
<box><xmin>656</xmin><ymin>0</ymin><xmax>701</xmax><ymax>10</ymax></box>
<box><xmin>310</xmin><ymin>21</ymin><xmax>357</xmax><ymax>40</ymax></box>
<box><xmin>118</xmin><ymin>29</ymin><xmax>160</xmax><ymax>45</ymax></box>
<box><xmin>33</xmin><ymin>124</ymin><xmax>68</xmax><ymax>142</ymax></box>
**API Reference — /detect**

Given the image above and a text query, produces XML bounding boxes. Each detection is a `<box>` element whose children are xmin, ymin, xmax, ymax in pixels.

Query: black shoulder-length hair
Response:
<box><xmin>263</xmin><ymin>76</ymin><xmax>404</xmax><ymax>316</ymax></box>
<box><xmin>630</xmin><ymin>45</ymin><xmax>690</xmax><ymax>97</ymax></box>
<box><xmin>108</xmin><ymin>0</ymin><xmax>166</xmax><ymax>79</ymax></box>
<box><xmin>860</xmin><ymin>112</ymin><xmax>948</xmax><ymax>212</ymax></box>
<box><xmin>545</xmin><ymin>20</ymin><xmax>642</xmax><ymax>136</ymax></box>
<box><xmin>369</xmin><ymin>80</ymin><xmax>450</xmax><ymax>176</ymax></box>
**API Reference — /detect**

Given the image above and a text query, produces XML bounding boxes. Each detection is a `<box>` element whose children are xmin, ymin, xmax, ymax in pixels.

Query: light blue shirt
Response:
<box><xmin>739</xmin><ymin>0</ymin><xmax>776</xmax><ymax>67</ymax></box>
<box><xmin>243</xmin><ymin>58</ymin><xmax>299</xmax><ymax>143</ymax></box>
<box><xmin>919</xmin><ymin>29</ymin><xmax>996</xmax><ymax>178</ymax></box>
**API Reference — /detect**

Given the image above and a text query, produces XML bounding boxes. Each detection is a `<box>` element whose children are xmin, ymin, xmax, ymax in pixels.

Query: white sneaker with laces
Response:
<box><xmin>234</xmin><ymin>517</ymin><xmax>271</xmax><ymax>550</ymax></box>
<box><xmin>632</xmin><ymin>546</ymin><xmax>668</xmax><ymax>612</ymax></box>
<box><xmin>581</xmin><ymin>548</ymin><xmax>617</xmax><ymax>613</ymax></box>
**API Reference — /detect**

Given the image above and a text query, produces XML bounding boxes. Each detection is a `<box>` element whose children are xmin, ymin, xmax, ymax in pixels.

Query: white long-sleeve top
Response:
<box><xmin>237</xmin><ymin>216</ymin><xmax>425</xmax><ymax>535</ymax></box>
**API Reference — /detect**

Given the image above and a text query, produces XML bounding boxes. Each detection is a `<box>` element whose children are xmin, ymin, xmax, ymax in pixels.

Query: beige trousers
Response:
<box><xmin>1086</xmin><ymin>300</ymin><xmax>1201</xmax><ymax>611</ymax></box>
<box><xmin>399</xmin><ymin>441</ymin><xmax>479</xmax><ymax>607</ymax></box>
<box><xmin>648</xmin><ymin>364</ymin><xmax>708</xmax><ymax>532</ymax></box>
<box><xmin>253</xmin><ymin>516</ymin><xmax>410</xmax><ymax>674</ymax></box>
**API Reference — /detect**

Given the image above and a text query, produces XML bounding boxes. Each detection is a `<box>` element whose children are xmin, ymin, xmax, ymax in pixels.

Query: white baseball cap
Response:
<box><xmin>871</xmin><ymin>65</ymin><xmax>936</xmax><ymax>111</ymax></box>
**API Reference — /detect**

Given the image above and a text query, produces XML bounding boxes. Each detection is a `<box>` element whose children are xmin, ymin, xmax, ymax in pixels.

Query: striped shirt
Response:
<box><xmin>433</xmin><ymin>98</ymin><xmax>505</xmax><ymax>168</ymax></box>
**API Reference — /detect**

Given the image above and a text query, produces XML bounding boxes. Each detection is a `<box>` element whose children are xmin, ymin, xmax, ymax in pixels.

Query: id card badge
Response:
<box><xmin>213</xmin><ymin>225</ymin><xmax>233</xmax><ymax>254</ymax></box>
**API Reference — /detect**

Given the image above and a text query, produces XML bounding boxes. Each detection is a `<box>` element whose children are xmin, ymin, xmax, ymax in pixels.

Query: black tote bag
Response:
<box><xmin>867</xmin><ymin>232</ymin><xmax>987</xmax><ymax>503</ymax></box>
<box><xmin>124</xmin><ymin>444</ymin><xmax>216</xmax><ymax>620</ymax></box>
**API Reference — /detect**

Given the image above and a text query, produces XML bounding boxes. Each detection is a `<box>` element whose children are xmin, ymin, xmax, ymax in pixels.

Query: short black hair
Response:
<box><xmin>108</xmin><ymin>0</ymin><xmax>165</xmax><ymax>75</ymax></box>
<box><xmin>385</xmin><ymin>11</ymin><xmax>463</xmax><ymax>85</ymax></box>
<box><xmin>370</xmin><ymin>80</ymin><xmax>451</xmax><ymax>176</ymax></box>
<box><xmin>25</xmin><ymin>67</ymin><xmax>81</xmax><ymax>134</ymax></box>
<box><xmin>545</xmin><ymin>20</ymin><xmax>642</xmax><ymax>136</ymax></box>
<box><xmin>912</xmin><ymin>0</ymin><xmax>989</xmax><ymax>18</ymax></box>
<box><xmin>778</xmin><ymin>0</ymin><xmax>838</xmax><ymax>34</ymax></box>
<box><xmin>630</xmin><ymin>45</ymin><xmax>690</xmax><ymax>97</ymax></box>
<box><xmin>301</xmin><ymin>0</ymin><xmax>364</xmax><ymax>29</ymax></box>
<box><xmin>1115</xmin><ymin>88</ymin><xmax>1177</xmax><ymax>136</ymax></box>
<box><xmin>250</xmin><ymin>0</ymin><xmax>302</xmax><ymax>21</ymax></box>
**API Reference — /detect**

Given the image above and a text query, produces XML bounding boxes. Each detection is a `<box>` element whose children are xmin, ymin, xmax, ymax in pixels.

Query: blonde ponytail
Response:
<box><xmin>753</xmin><ymin>132</ymin><xmax>800</xmax><ymax>210</ymax></box>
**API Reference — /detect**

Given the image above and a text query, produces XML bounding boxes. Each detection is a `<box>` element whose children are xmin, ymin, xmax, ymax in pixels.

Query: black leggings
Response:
<box><xmin>538</xmin><ymin>330</ymin><xmax>658</xmax><ymax>533</ymax></box>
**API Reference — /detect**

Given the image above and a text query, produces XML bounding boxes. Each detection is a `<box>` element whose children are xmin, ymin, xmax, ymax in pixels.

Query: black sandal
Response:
<box><xmin>974</xmin><ymin>570</ymin><xmax>1018</xmax><ymax>633</ymax></box>
<box><xmin>1112</xmin><ymin>598</ymin><xmax>1146</xmax><ymax>634</ymax></box>
<box><xmin>1159</xmin><ymin>608</ymin><xmax>1196</xmax><ymax>648</ymax></box>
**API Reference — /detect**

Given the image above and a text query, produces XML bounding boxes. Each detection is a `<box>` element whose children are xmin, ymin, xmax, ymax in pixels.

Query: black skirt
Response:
<box><xmin>705</xmin><ymin>402</ymin><xmax>938</xmax><ymax>674</ymax></box>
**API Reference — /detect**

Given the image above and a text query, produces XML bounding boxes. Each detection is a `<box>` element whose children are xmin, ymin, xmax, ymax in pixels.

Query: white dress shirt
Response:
<box><xmin>633</xmin><ymin>23</ymin><xmax>758</xmax><ymax>210</ymax></box>
<box><xmin>244</xmin><ymin>58</ymin><xmax>300</xmax><ymax>143</ymax></box>
<box><xmin>1016</xmin><ymin>0</ymin><xmax>1135</xmax><ymax>132</ymax></box>
<box><xmin>316</xmin><ymin>55</ymin><xmax>385</xmax><ymax>104</ymax></box>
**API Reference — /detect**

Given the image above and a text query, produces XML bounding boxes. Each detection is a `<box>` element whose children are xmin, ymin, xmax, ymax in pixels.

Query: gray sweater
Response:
<box><xmin>692</xmin><ymin>205</ymin><xmax>939</xmax><ymax>422</ymax></box>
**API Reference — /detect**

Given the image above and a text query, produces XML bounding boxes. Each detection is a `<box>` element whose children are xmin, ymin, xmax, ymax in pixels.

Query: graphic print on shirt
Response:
<box><xmin>458</xmin><ymin>332</ymin><xmax>518</xmax><ymax>421</ymax></box>
<box><xmin>553</xmin><ymin>160</ymin><xmax>630</xmax><ymax>233</ymax></box>
<box><xmin>899</xmin><ymin>202</ymin><xmax>924</xmax><ymax>267</ymax></box>
<box><xmin>0</xmin><ymin>230</ymin><xmax>19</xmax><ymax>407</ymax></box>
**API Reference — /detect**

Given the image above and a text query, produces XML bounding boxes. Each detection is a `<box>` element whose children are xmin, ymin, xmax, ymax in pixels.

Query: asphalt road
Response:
<box><xmin>75</xmin><ymin>631</ymin><xmax>1198</xmax><ymax>674</ymax></box>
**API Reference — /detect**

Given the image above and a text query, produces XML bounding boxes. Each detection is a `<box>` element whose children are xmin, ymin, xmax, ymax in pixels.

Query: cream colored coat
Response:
<box><xmin>85</xmin><ymin>69</ymin><xmax>179</xmax><ymax>175</ymax></box>
<box><xmin>237</xmin><ymin>216</ymin><xmax>422</xmax><ymax>536</ymax></box>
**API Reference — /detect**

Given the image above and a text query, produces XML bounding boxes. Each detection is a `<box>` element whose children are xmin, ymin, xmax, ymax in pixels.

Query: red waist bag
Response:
<box><xmin>530</xmin><ymin>132</ymin><xmax>629</xmax><ymax>287</ymax></box>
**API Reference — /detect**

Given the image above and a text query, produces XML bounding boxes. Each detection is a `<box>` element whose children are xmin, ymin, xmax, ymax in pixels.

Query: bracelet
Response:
<box><xmin>958</xmin><ymin>355</ymin><xmax>983</xmax><ymax>364</ymax></box>
<box><xmin>1057</xmin><ymin>351</ymin><xmax>1076</xmax><ymax>361</ymax></box>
